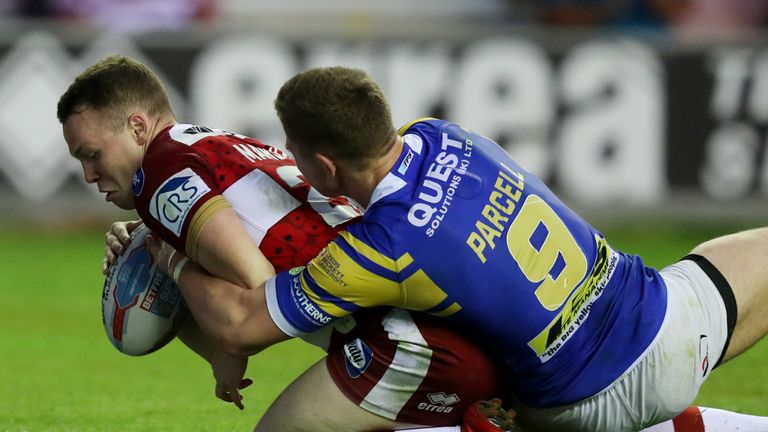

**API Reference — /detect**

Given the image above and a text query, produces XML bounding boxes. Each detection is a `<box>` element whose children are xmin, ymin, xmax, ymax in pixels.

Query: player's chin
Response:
<box><xmin>110</xmin><ymin>194</ymin><xmax>136</xmax><ymax>210</ymax></box>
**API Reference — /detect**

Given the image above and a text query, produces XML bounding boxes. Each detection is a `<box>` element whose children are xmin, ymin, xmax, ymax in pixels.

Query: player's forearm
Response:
<box><xmin>174</xmin><ymin>259</ymin><xmax>288</xmax><ymax>356</ymax></box>
<box><xmin>176</xmin><ymin>315</ymin><xmax>215</xmax><ymax>362</ymax></box>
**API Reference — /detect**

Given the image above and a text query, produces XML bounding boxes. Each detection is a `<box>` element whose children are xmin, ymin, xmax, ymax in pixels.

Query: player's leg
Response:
<box><xmin>467</xmin><ymin>402</ymin><xmax>768</xmax><ymax>432</ymax></box>
<box><xmin>254</xmin><ymin>358</ymin><xmax>412</xmax><ymax>431</ymax></box>
<box><xmin>255</xmin><ymin>308</ymin><xmax>502</xmax><ymax>431</ymax></box>
<box><xmin>643</xmin><ymin>406</ymin><xmax>768</xmax><ymax>431</ymax></box>
<box><xmin>688</xmin><ymin>227</ymin><xmax>768</xmax><ymax>363</ymax></box>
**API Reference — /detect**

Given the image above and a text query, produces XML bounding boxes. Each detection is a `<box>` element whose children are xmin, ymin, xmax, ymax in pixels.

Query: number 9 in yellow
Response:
<box><xmin>506</xmin><ymin>195</ymin><xmax>588</xmax><ymax>310</ymax></box>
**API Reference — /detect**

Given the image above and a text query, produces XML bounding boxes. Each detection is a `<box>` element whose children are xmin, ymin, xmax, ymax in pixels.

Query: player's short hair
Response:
<box><xmin>57</xmin><ymin>55</ymin><xmax>173</xmax><ymax>130</ymax></box>
<box><xmin>274</xmin><ymin>66</ymin><xmax>396</xmax><ymax>166</ymax></box>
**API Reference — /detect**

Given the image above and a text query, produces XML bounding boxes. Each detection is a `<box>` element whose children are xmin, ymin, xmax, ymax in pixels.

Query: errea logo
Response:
<box><xmin>418</xmin><ymin>392</ymin><xmax>460</xmax><ymax>414</ymax></box>
<box><xmin>149</xmin><ymin>168</ymin><xmax>210</xmax><ymax>236</ymax></box>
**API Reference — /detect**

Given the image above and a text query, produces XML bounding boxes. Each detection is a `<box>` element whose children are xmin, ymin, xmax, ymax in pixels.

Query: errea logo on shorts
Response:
<box><xmin>418</xmin><ymin>392</ymin><xmax>460</xmax><ymax>414</ymax></box>
<box><xmin>149</xmin><ymin>168</ymin><xmax>210</xmax><ymax>237</ymax></box>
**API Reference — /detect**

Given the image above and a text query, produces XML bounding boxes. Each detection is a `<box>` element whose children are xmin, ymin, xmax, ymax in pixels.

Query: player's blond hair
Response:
<box><xmin>57</xmin><ymin>55</ymin><xmax>173</xmax><ymax>130</ymax></box>
<box><xmin>274</xmin><ymin>66</ymin><xmax>396</xmax><ymax>167</ymax></box>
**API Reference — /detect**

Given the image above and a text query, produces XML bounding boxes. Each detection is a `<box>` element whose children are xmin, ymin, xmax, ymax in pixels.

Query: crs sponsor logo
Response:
<box><xmin>344</xmin><ymin>338</ymin><xmax>373</xmax><ymax>378</ymax></box>
<box><xmin>149</xmin><ymin>168</ymin><xmax>210</xmax><ymax>237</ymax></box>
<box><xmin>418</xmin><ymin>392</ymin><xmax>460</xmax><ymax>413</ymax></box>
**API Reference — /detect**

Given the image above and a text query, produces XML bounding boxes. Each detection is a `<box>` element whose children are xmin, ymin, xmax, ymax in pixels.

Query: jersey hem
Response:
<box><xmin>264</xmin><ymin>276</ymin><xmax>305</xmax><ymax>338</ymax></box>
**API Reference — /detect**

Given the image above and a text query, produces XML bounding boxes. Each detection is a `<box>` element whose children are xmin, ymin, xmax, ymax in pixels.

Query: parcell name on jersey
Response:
<box><xmin>149</xmin><ymin>168</ymin><xmax>210</xmax><ymax>237</ymax></box>
<box><xmin>466</xmin><ymin>165</ymin><xmax>526</xmax><ymax>264</ymax></box>
<box><xmin>407</xmin><ymin>132</ymin><xmax>474</xmax><ymax>237</ymax></box>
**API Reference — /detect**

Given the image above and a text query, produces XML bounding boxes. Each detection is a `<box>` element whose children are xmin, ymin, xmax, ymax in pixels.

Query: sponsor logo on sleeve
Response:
<box><xmin>287</xmin><ymin>272</ymin><xmax>334</xmax><ymax>329</ymax></box>
<box><xmin>343</xmin><ymin>338</ymin><xmax>373</xmax><ymax>378</ymax></box>
<box><xmin>397</xmin><ymin>149</ymin><xmax>414</xmax><ymax>175</ymax></box>
<box><xmin>149</xmin><ymin>168</ymin><xmax>210</xmax><ymax>237</ymax></box>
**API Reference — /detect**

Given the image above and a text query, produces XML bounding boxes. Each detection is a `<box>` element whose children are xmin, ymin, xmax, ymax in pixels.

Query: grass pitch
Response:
<box><xmin>0</xmin><ymin>221</ymin><xmax>766</xmax><ymax>431</ymax></box>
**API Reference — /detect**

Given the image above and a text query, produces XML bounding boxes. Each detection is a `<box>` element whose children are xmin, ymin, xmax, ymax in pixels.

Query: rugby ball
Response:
<box><xmin>101</xmin><ymin>224</ymin><xmax>186</xmax><ymax>356</ymax></box>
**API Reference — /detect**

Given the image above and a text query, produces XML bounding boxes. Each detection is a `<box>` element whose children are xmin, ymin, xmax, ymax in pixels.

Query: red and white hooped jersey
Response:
<box><xmin>132</xmin><ymin>123</ymin><xmax>363</xmax><ymax>272</ymax></box>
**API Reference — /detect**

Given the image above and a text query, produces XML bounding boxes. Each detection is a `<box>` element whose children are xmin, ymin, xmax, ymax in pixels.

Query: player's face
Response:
<box><xmin>63</xmin><ymin>108</ymin><xmax>144</xmax><ymax>210</ymax></box>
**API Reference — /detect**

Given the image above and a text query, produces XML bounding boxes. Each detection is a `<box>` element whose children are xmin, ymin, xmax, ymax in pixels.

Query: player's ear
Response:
<box><xmin>127</xmin><ymin>112</ymin><xmax>148</xmax><ymax>145</ymax></box>
<box><xmin>315</xmin><ymin>153</ymin><xmax>337</xmax><ymax>179</ymax></box>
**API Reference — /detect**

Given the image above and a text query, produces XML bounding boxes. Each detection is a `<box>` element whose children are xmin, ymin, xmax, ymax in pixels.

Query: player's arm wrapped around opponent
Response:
<box><xmin>145</xmin><ymin>233</ymin><xmax>290</xmax><ymax>354</ymax></box>
<box><xmin>144</xmin><ymin>231</ymin><xmax>290</xmax><ymax>410</ymax></box>
<box><xmin>104</xmin><ymin>220</ymin><xmax>266</xmax><ymax>409</ymax></box>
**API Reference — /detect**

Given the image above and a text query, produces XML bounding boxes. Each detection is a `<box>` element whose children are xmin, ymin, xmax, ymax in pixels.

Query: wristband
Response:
<box><xmin>172</xmin><ymin>256</ymin><xmax>190</xmax><ymax>284</ymax></box>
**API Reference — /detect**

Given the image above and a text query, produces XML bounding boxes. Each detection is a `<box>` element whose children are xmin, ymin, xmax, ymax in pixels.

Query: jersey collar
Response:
<box><xmin>367</xmin><ymin>133</ymin><xmax>423</xmax><ymax>209</ymax></box>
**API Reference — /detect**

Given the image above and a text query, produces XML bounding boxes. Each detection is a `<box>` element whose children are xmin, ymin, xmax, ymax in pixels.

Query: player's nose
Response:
<box><xmin>82</xmin><ymin>162</ymin><xmax>100</xmax><ymax>183</ymax></box>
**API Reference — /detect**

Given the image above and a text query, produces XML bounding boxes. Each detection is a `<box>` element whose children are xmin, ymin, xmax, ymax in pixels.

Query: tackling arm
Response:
<box><xmin>147</xmin><ymin>233</ymin><xmax>288</xmax><ymax>356</ymax></box>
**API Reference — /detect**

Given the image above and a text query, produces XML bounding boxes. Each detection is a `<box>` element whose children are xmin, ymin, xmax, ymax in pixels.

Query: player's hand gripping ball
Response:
<box><xmin>101</xmin><ymin>224</ymin><xmax>186</xmax><ymax>356</ymax></box>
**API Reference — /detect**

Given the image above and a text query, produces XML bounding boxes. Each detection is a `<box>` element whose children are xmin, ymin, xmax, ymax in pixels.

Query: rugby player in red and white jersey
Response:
<box><xmin>58</xmin><ymin>55</ymin><xmax>508</xmax><ymax>431</ymax></box>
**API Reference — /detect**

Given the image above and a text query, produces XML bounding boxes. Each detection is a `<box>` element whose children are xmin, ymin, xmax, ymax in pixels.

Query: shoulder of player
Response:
<box><xmin>397</xmin><ymin>117</ymin><xmax>443</xmax><ymax>136</ymax></box>
<box><xmin>341</xmin><ymin>213</ymin><xmax>402</xmax><ymax>260</ymax></box>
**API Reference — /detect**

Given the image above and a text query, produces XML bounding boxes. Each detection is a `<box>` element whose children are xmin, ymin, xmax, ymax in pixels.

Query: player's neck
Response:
<box><xmin>143</xmin><ymin>113</ymin><xmax>177</xmax><ymax>155</ymax></box>
<box><xmin>343</xmin><ymin>135</ymin><xmax>404</xmax><ymax>208</ymax></box>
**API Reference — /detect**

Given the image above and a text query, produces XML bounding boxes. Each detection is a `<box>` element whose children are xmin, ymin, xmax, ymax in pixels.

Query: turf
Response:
<box><xmin>0</xmin><ymin>221</ymin><xmax>766</xmax><ymax>431</ymax></box>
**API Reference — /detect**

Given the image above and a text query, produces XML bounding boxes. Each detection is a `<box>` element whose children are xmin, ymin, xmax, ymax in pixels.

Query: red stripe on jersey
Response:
<box><xmin>259</xmin><ymin>203</ymin><xmax>347</xmax><ymax>272</ymax></box>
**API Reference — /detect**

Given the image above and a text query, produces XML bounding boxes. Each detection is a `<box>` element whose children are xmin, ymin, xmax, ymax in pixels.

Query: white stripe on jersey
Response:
<box><xmin>222</xmin><ymin>169</ymin><xmax>301</xmax><ymax>247</ymax></box>
<box><xmin>368</xmin><ymin>174</ymin><xmax>407</xmax><ymax>209</ymax></box>
<box><xmin>359</xmin><ymin>309</ymin><xmax>433</xmax><ymax>420</ymax></box>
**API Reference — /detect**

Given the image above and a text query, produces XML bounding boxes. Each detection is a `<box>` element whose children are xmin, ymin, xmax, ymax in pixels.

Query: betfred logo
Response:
<box><xmin>418</xmin><ymin>392</ymin><xmax>460</xmax><ymax>414</ymax></box>
<box><xmin>149</xmin><ymin>168</ymin><xmax>210</xmax><ymax>237</ymax></box>
<box><xmin>343</xmin><ymin>338</ymin><xmax>373</xmax><ymax>378</ymax></box>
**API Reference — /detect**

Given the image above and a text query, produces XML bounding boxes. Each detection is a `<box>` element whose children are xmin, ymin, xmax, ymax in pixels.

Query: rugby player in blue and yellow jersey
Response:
<box><xmin>153</xmin><ymin>66</ymin><xmax>768</xmax><ymax>432</ymax></box>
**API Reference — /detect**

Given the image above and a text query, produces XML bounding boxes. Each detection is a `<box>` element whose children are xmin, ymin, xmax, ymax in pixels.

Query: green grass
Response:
<box><xmin>0</xmin><ymin>227</ymin><xmax>324</xmax><ymax>431</ymax></box>
<box><xmin>0</xmin><ymin>221</ymin><xmax>766</xmax><ymax>431</ymax></box>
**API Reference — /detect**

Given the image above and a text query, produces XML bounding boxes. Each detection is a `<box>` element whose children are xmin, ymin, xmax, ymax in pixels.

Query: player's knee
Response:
<box><xmin>255</xmin><ymin>402</ymin><xmax>318</xmax><ymax>432</ymax></box>
<box><xmin>689</xmin><ymin>236</ymin><xmax>722</xmax><ymax>259</ymax></box>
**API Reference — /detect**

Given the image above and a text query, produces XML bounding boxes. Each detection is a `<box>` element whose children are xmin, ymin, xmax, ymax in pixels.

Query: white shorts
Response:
<box><xmin>514</xmin><ymin>255</ymin><xmax>737</xmax><ymax>432</ymax></box>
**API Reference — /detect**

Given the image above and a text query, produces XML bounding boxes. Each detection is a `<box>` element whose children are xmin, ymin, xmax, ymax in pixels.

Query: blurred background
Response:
<box><xmin>1</xmin><ymin>1</ymin><xmax>768</xmax><ymax>430</ymax></box>
<box><xmin>0</xmin><ymin>0</ymin><xmax>768</xmax><ymax>225</ymax></box>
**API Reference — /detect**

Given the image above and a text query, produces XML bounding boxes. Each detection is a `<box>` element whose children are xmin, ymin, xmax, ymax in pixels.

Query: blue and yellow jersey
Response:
<box><xmin>265</xmin><ymin>118</ymin><xmax>668</xmax><ymax>407</ymax></box>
